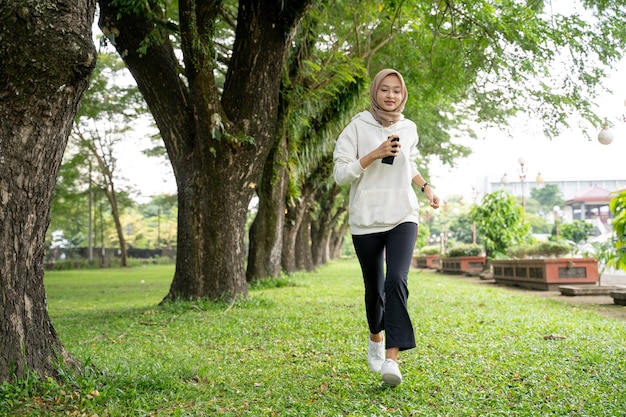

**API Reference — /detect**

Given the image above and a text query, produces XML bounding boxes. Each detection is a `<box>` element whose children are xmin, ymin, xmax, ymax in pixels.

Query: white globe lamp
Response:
<box><xmin>597</xmin><ymin>126</ymin><xmax>614</xmax><ymax>145</ymax></box>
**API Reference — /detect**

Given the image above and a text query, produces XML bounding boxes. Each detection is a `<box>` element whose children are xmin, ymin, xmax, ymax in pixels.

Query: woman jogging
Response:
<box><xmin>333</xmin><ymin>68</ymin><xmax>440</xmax><ymax>386</ymax></box>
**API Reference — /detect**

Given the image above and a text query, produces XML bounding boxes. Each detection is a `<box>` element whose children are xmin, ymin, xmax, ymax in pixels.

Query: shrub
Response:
<box><xmin>447</xmin><ymin>243</ymin><xmax>483</xmax><ymax>257</ymax></box>
<box><xmin>559</xmin><ymin>220</ymin><xmax>594</xmax><ymax>243</ymax></box>
<box><xmin>536</xmin><ymin>241</ymin><xmax>573</xmax><ymax>257</ymax></box>
<box><xmin>418</xmin><ymin>245</ymin><xmax>441</xmax><ymax>255</ymax></box>
<box><xmin>45</xmin><ymin>258</ymin><xmax>98</xmax><ymax>271</ymax></box>
<box><xmin>506</xmin><ymin>241</ymin><xmax>572</xmax><ymax>258</ymax></box>
<box><xmin>506</xmin><ymin>243</ymin><xmax>533</xmax><ymax>259</ymax></box>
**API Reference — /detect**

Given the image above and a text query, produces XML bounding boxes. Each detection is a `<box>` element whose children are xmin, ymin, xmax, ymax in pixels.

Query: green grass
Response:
<box><xmin>2</xmin><ymin>259</ymin><xmax>626</xmax><ymax>416</ymax></box>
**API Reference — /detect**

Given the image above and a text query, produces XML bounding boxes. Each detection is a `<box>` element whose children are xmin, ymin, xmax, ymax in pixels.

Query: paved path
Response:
<box><xmin>598</xmin><ymin>268</ymin><xmax>626</xmax><ymax>287</ymax></box>
<box><xmin>520</xmin><ymin>268</ymin><xmax>625</xmax><ymax>320</ymax></box>
<box><xmin>457</xmin><ymin>267</ymin><xmax>626</xmax><ymax>321</ymax></box>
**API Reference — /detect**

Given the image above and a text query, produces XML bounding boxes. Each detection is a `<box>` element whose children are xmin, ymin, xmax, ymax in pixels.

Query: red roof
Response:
<box><xmin>565</xmin><ymin>185</ymin><xmax>614</xmax><ymax>203</ymax></box>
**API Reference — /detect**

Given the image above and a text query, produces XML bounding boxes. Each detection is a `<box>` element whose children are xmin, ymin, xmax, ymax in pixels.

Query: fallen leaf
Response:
<box><xmin>543</xmin><ymin>334</ymin><xmax>567</xmax><ymax>340</ymax></box>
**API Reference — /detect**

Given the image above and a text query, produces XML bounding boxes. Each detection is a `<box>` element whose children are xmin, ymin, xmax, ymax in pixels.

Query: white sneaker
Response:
<box><xmin>367</xmin><ymin>338</ymin><xmax>385</xmax><ymax>373</ymax></box>
<box><xmin>380</xmin><ymin>358</ymin><xmax>403</xmax><ymax>386</ymax></box>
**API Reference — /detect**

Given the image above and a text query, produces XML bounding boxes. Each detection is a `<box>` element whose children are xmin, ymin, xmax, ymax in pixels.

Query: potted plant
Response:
<box><xmin>440</xmin><ymin>243</ymin><xmax>486</xmax><ymax>275</ymax></box>
<box><xmin>491</xmin><ymin>240</ymin><xmax>599</xmax><ymax>291</ymax></box>
<box><xmin>412</xmin><ymin>245</ymin><xmax>441</xmax><ymax>269</ymax></box>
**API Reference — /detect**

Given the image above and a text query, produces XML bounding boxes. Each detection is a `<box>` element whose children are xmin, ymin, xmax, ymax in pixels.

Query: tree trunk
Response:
<box><xmin>310</xmin><ymin>183</ymin><xmax>345</xmax><ymax>265</ymax></box>
<box><xmin>294</xmin><ymin>182</ymin><xmax>316</xmax><ymax>271</ymax></box>
<box><xmin>310</xmin><ymin>198</ymin><xmax>332</xmax><ymax>266</ymax></box>
<box><xmin>168</xmin><ymin>167</ymin><xmax>251</xmax><ymax>299</ymax></box>
<box><xmin>86</xmin><ymin>132</ymin><xmax>129</xmax><ymax>266</ymax></box>
<box><xmin>107</xmin><ymin>186</ymin><xmax>128</xmax><ymax>267</ymax></box>
<box><xmin>0</xmin><ymin>0</ymin><xmax>97</xmax><ymax>382</ymax></box>
<box><xmin>311</xmin><ymin>221</ymin><xmax>331</xmax><ymax>266</ymax></box>
<box><xmin>282</xmin><ymin>191</ymin><xmax>313</xmax><ymax>273</ymax></box>
<box><xmin>330</xmin><ymin>219</ymin><xmax>349</xmax><ymax>259</ymax></box>
<box><xmin>96</xmin><ymin>159</ymin><xmax>128</xmax><ymax>267</ymax></box>
<box><xmin>98</xmin><ymin>0</ymin><xmax>312</xmax><ymax>300</ymax></box>
<box><xmin>246</xmin><ymin>136</ymin><xmax>288</xmax><ymax>282</ymax></box>
<box><xmin>295</xmin><ymin>207</ymin><xmax>314</xmax><ymax>271</ymax></box>
<box><xmin>311</xmin><ymin>229</ymin><xmax>328</xmax><ymax>265</ymax></box>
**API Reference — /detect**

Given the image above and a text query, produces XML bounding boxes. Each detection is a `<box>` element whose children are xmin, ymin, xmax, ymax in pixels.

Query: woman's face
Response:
<box><xmin>376</xmin><ymin>74</ymin><xmax>404</xmax><ymax>112</ymax></box>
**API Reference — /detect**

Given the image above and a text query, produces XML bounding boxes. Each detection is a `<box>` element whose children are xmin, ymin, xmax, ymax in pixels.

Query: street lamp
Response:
<box><xmin>553</xmin><ymin>205</ymin><xmax>561</xmax><ymax>239</ymax></box>
<box><xmin>442</xmin><ymin>200</ymin><xmax>449</xmax><ymax>255</ymax></box>
<box><xmin>518</xmin><ymin>157</ymin><xmax>527</xmax><ymax>217</ymax></box>
<box><xmin>536</xmin><ymin>172</ymin><xmax>544</xmax><ymax>185</ymax></box>
<box><xmin>598</xmin><ymin>127</ymin><xmax>615</xmax><ymax>145</ymax></box>
<box><xmin>471</xmin><ymin>185</ymin><xmax>478</xmax><ymax>244</ymax></box>
<box><xmin>500</xmin><ymin>157</ymin><xmax>543</xmax><ymax>220</ymax></box>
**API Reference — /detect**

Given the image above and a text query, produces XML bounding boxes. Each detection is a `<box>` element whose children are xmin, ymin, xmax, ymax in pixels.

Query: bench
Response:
<box><xmin>610</xmin><ymin>290</ymin><xmax>626</xmax><ymax>306</ymax></box>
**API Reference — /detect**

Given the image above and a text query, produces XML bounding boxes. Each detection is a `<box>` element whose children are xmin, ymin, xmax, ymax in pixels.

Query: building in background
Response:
<box><xmin>487</xmin><ymin>178</ymin><xmax>625</xmax><ymax>232</ymax></box>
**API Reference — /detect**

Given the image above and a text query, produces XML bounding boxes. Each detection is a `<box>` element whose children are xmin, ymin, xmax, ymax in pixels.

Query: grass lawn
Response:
<box><xmin>2</xmin><ymin>258</ymin><xmax>626</xmax><ymax>416</ymax></box>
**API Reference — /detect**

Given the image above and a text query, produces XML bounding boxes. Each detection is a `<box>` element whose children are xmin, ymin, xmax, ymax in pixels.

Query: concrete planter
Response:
<box><xmin>492</xmin><ymin>258</ymin><xmax>599</xmax><ymax>291</ymax></box>
<box><xmin>440</xmin><ymin>256</ymin><xmax>486</xmax><ymax>275</ymax></box>
<box><xmin>412</xmin><ymin>255</ymin><xmax>440</xmax><ymax>269</ymax></box>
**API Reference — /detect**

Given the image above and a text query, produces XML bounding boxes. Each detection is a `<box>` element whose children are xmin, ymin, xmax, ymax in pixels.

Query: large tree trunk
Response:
<box><xmin>98</xmin><ymin>0</ymin><xmax>312</xmax><ymax>300</ymax></box>
<box><xmin>0</xmin><ymin>0</ymin><xmax>97</xmax><ymax>382</ymax></box>
<box><xmin>246</xmin><ymin>136</ymin><xmax>288</xmax><ymax>282</ymax></box>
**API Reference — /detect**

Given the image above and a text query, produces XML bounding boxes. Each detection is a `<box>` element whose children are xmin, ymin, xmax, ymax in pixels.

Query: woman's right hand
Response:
<box><xmin>378</xmin><ymin>135</ymin><xmax>401</xmax><ymax>159</ymax></box>
<box><xmin>360</xmin><ymin>135</ymin><xmax>401</xmax><ymax>168</ymax></box>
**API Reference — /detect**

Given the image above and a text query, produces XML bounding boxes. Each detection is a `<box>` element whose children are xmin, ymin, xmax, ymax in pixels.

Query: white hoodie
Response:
<box><xmin>333</xmin><ymin>111</ymin><xmax>421</xmax><ymax>235</ymax></box>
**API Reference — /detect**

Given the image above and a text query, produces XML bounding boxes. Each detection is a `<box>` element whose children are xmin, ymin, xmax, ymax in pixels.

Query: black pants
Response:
<box><xmin>352</xmin><ymin>222</ymin><xmax>417</xmax><ymax>351</ymax></box>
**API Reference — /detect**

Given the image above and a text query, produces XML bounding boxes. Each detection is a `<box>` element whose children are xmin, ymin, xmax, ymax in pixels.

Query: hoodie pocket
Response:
<box><xmin>351</xmin><ymin>189</ymin><xmax>418</xmax><ymax>227</ymax></box>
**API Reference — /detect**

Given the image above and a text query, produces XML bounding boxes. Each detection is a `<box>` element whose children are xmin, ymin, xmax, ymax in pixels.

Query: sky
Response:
<box><xmin>116</xmin><ymin>134</ymin><xmax>176</xmax><ymax>201</ymax></box>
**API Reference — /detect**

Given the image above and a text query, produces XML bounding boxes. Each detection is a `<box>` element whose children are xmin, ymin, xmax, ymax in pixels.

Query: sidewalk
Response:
<box><xmin>490</xmin><ymin>267</ymin><xmax>626</xmax><ymax>321</ymax></box>
<box><xmin>598</xmin><ymin>267</ymin><xmax>626</xmax><ymax>287</ymax></box>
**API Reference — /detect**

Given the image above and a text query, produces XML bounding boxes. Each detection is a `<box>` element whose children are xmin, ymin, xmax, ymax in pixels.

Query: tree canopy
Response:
<box><xmin>96</xmin><ymin>0</ymin><xmax>626</xmax><ymax>298</ymax></box>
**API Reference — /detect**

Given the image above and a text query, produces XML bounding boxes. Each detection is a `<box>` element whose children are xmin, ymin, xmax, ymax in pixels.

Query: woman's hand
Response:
<box><xmin>378</xmin><ymin>135</ymin><xmax>401</xmax><ymax>159</ymax></box>
<box><xmin>359</xmin><ymin>135</ymin><xmax>400</xmax><ymax>168</ymax></box>
<box><xmin>426</xmin><ymin>189</ymin><xmax>440</xmax><ymax>209</ymax></box>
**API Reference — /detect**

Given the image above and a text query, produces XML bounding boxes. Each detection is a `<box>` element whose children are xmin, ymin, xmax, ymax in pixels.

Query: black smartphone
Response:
<box><xmin>381</xmin><ymin>137</ymin><xmax>400</xmax><ymax>165</ymax></box>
